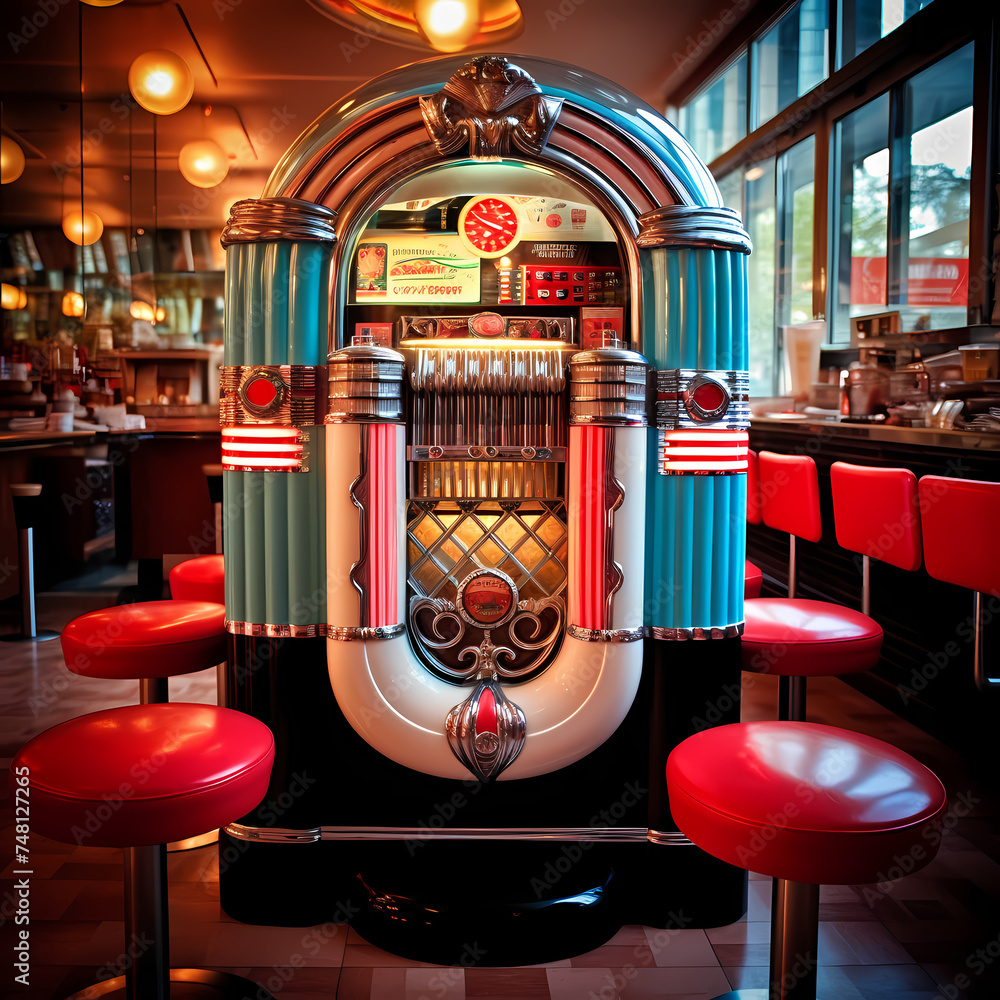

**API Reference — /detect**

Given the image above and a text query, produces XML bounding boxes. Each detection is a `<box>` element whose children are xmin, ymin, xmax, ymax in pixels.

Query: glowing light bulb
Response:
<box><xmin>62</xmin><ymin>291</ymin><xmax>85</xmax><ymax>318</ymax></box>
<box><xmin>1</xmin><ymin>283</ymin><xmax>22</xmax><ymax>309</ymax></box>
<box><xmin>1</xmin><ymin>136</ymin><xmax>26</xmax><ymax>184</ymax></box>
<box><xmin>62</xmin><ymin>209</ymin><xmax>104</xmax><ymax>246</ymax></box>
<box><xmin>414</xmin><ymin>0</ymin><xmax>480</xmax><ymax>51</ymax></box>
<box><xmin>178</xmin><ymin>139</ymin><xmax>229</xmax><ymax>188</ymax></box>
<box><xmin>130</xmin><ymin>300</ymin><xmax>155</xmax><ymax>322</ymax></box>
<box><xmin>128</xmin><ymin>50</ymin><xmax>194</xmax><ymax>115</ymax></box>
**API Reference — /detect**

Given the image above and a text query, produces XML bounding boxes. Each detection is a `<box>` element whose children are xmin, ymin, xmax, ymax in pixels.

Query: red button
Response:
<box><xmin>692</xmin><ymin>380</ymin><xmax>727</xmax><ymax>413</ymax></box>
<box><xmin>244</xmin><ymin>377</ymin><xmax>278</xmax><ymax>408</ymax></box>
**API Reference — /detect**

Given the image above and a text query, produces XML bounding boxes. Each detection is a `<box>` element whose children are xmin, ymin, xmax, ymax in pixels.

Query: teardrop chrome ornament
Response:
<box><xmin>445</xmin><ymin>667</ymin><xmax>527</xmax><ymax>783</ymax></box>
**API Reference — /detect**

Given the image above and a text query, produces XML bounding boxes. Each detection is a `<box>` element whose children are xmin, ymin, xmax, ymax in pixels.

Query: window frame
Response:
<box><xmin>668</xmin><ymin>1</ymin><xmax>999</xmax><ymax>387</ymax></box>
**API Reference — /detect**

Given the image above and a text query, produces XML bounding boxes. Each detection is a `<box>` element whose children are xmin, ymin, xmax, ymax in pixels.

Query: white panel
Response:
<box><xmin>326</xmin><ymin>422</ymin><xmax>363</xmax><ymax>627</ymax></box>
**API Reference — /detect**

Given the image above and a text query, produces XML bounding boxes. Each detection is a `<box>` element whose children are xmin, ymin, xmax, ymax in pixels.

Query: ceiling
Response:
<box><xmin>0</xmin><ymin>0</ymin><xmax>760</xmax><ymax>235</ymax></box>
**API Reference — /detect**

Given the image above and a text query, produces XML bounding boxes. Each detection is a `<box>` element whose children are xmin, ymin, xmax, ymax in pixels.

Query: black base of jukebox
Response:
<box><xmin>219</xmin><ymin>634</ymin><xmax>746</xmax><ymax>963</ymax></box>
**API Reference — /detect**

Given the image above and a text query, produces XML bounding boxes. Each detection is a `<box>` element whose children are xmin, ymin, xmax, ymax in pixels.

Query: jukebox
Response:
<box><xmin>218</xmin><ymin>54</ymin><xmax>751</xmax><ymax>964</ymax></box>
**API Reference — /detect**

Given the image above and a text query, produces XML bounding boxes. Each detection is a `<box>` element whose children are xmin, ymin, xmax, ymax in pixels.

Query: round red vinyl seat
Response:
<box><xmin>667</xmin><ymin>721</ymin><xmax>947</xmax><ymax>885</ymax></box>
<box><xmin>741</xmin><ymin>598</ymin><xmax>882</xmax><ymax>677</ymax></box>
<box><xmin>169</xmin><ymin>554</ymin><xmax>225</xmax><ymax>605</ymax></box>
<box><xmin>61</xmin><ymin>600</ymin><xmax>226</xmax><ymax>679</ymax></box>
<box><xmin>12</xmin><ymin>703</ymin><xmax>274</xmax><ymax>847</ymax></box>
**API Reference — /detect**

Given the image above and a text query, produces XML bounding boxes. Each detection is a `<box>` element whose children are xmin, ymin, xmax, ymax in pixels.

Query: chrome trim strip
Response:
<box><xmin>221</xmin><ymin>197</ymin><xmax>338</xmax><ymax>246</ymax></box>
<box><xmin>328</xmin><ymin>624</ymin><xmax>405</xmax><ymax>641</ymax></box>
<box><xmin>637</xmin><ymin>205</ymin><xmax>751</xmax><ymax>253</ymax></box>
<box><xmin>409</xmin><ymin>445</ymin><xmax>566</xmax><ymax>462</ymax></box>
<box><xmin>647</xmin><ymin>829</ymin><xmax>694</xmax><ymax>846</ymax></box>
<box><xmin>224</xmin><ymin>823</ymin><xmax>653</xmax><ymax>844</ymax></box>
<box><xmin>348</xmin><ymin>424</ymin><xmax>370</xmax><ymax>623</ymax></box>
<box><xmin>650</xmin><ymin>623</ymin><xmax>744</xmax><ymax>640</ymax></box>
<box><xmin>603</xmin><ymin>432</ymin><xmax>625</xmax><ymax>624</ymax></box>
<box><xmin>566</xmin><ymin>625</ymin><xmax>647</xmax><ymax>643</ymax></box>
<box><xmin>225</xmin><ymin>621</ymin><xmax>328</xmax><ymax>638</ymax></box>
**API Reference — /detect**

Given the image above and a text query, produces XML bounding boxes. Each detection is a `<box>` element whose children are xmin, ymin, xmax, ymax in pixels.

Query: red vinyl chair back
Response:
<box><xmin>758</xmin><ymin>452</ymin><xmax>822</xmax><ymax>543</ymax></box>
<box><xmin>830</xmin><ymin>463</ymin><xmax>922</xmax><ymax>572</ymax></box>
<box><xmin>747</xmin><ymin>449</ymin><xmax>763</xmax><ymax>525</ymax></box>
<box><xmin>918</xmin><ymin>476</ymin><xmax>1000</xmax><ymax>593</ymax></box>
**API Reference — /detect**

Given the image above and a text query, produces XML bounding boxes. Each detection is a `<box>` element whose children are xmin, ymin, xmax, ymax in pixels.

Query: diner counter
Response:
<box><xmin>0</xmin><ymin>417</ymin><xmax>222</xmax><ymax>603</ymax></box>
<box><xmin>750</xmin><ymin>414</ymin><xmax>1000</xmax><ymax>451</ymax></box>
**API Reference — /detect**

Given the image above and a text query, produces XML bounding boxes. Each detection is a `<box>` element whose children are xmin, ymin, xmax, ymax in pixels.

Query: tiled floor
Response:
<box><xmin>2</xmin><ymin>564</ymin><xmax>999</xmax><ymax>999</ymax></box>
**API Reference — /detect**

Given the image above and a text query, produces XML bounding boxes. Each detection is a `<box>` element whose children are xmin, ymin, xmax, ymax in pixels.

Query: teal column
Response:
<box><xmin>221</xmin><ymin>198</ymin><xmax>337</xmax><ymax>631</ymax></box>
<box><xmin>639</xmin><ymin>206</ymin><xmax>751</xmax><ymax>636</ymax></box>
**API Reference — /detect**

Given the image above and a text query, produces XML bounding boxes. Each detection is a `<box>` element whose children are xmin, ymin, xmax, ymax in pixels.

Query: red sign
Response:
<box><xmin>850</xmin><ymin>257</ymin><xmax>968</xmax><ymax>307</ymax></box>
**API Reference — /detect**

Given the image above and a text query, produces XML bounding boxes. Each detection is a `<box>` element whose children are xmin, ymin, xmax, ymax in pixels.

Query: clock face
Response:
<box><xmin>458</xmin><ymin>196</ymin><xmax>521</xmax><ymax>258</ymax></box>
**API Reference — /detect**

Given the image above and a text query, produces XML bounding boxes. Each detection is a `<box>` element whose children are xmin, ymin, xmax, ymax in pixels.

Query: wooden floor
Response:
<box><xmin>2</xmin><ymin>562</ymin><xmax>999</xmax><ymax>999</ymax></box>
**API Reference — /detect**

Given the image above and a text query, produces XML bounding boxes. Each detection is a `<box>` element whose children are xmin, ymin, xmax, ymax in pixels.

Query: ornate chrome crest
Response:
<box><xmin>410</xmin><ymin>580</ymin><xmax>564</xmax><ymax>683</ymax></box>
<box><xmin>419</xmin><ymin>56</ymin><xmax>563</xmax><ymax>159</ymax></box>
<box><xmin>445</xmin><ymin>667</ymin><xmax>526</xmax><ymax>782</ymax></box>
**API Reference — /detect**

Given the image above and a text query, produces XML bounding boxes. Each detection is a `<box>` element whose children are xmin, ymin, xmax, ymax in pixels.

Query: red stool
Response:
<box><xmin>918</xmin><ymin>475</ymin><xmax>1000</xmax><ymax>689</ymax></box>
<box><xmin>169</xmin><ymin>554</ymin><xmax>225</xmax><ymax>606</ymax></box>
<box><xmin>11</xmin><ymin>703</ymin><xmax>275</xmax><ymax>999</ymax></box>
<box><xmin>830</xmin><ymin>462</ymin><xmax>922</xmax><ymax>616</ymax></box>
<box><xmin>742</xmin><ymin>453</ymin><xmax>882</xmax><ymax>720</ymax></box>
<box><xmin>667</xmin><ymin>721</ymin><xmax>947</xmax><ymax>1000</ymax></box>
<box><xmin>61</xmin><ymin>600</ymin><xmax>227</xmax><ymax>705</ymax></box>
<box><xmin>744</xmin><ymin>450</ymin><xmax>763</xmax><ymax>599</ymax></box>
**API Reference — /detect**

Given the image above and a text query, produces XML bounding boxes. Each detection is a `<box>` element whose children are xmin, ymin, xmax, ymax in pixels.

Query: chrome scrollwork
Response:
<box><xmin>409</xmin><ymin>589</ymin><xmax>565</xmax><ymax>683</ymax></box>
<box><xmin>419</xmin><ymin>56</ymin><xmax>563</xmax><ymax>159</ymax></box>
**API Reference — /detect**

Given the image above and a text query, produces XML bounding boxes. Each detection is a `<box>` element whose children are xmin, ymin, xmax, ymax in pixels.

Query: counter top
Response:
<box><xmin>0</xmin><ymin>418</ymin><xmax>221</xmax><ymax>450</ymax></box>
<box><xmin>750</xmin><ymin>415</ymin><xmax>1000</xmax><ymax>451</ymax></box>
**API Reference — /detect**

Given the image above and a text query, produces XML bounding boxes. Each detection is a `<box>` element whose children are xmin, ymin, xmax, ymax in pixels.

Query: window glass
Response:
<box><xmin>717</xmin><ymin>170</ymin><xmax>743</xmax><ymax>214</ymax></box>
<box><xmin>897</xmin><ymin>44</ymin><xmax>973</xmax><ymax>330</ymax></box>
<box><xmin>753</xmin><ymin>0</ymin><xmax>829</xmax><ymax>128</ymax></box>
<box><xmin>831</xmin><ymin>45</ymin><xmax>973</xmax><ymax>340</ymax></box>
<box><xmin>838</xmin><ymin>0</ymin><xmax>935</xmax><ymax>67</ymax></box>
<box><xmin>678</xmin><ymin>53</ymin><xmax>747</xmax><ymax>165</ymax></box>
<box><xmin>832</xmin><ymin>94</ymin><xmax>890</xmax><ymax>342</ymax></box>
<box><xmin>777</xmin><ymin>136</ymin><xmax>816</xmax><ymax>330</ymax></box>
<box><xmin>745</xmin><ymin>158</ymin><xmax>777</xmax><ymax>394</ymax></box>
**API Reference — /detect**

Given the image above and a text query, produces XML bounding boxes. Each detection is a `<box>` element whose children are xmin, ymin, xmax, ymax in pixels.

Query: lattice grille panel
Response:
<box><xmin>407</xmin><ymin>500</ymin><xmax>568</xmax><ymax>603</ymax></box>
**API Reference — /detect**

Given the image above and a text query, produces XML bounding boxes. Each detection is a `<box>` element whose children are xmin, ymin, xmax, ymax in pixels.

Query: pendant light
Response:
<box><xmin>62</xmin><ymin>208</ymin><xmax>105</xmax><ymax>246</ymax></box>
<box><xmin>63</xmin><ymin>3</ymin><xmax>104</xmax><ymax>247</ymax></box>
<box><xmin>307</xmin><ymin>0</ymin><xmax>522</xmax><ymax>51</ymax></box>
<box><xmin>414</xmin><ymin>0</ymin><xmax>480</xmax><ymax>51</ymax></box>
<box><xmin>1</xmin><ymin>283</ymin><xmax>27</xmax><ymax>310</ymax></box>
<box><xmin>62</xmin><ymin>291</ymin><xmax>86</xmax><ymax>318</ymax></box>
<box><xmin>178</xmin><ymin>138</ymin><xmax>229</xmax><ymax>188</ymax></box>
<box><xmin>1</xmin><ymin>135</ymin><xmax>26</xmax><ymax>184</ymax></box>
<box><xmin>129</xmin><ymin>49</ymin><xmax>194</xmax><ymax>115</ymax></box>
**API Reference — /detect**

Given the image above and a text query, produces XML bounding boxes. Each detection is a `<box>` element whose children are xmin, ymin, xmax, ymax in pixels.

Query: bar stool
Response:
<box><xmin>744</xmin><ymin>449</ymin><xmax>763</xmax><ymax>599</ymax></box>
<box><xmin>61</xmin><ymin>600</ymin><xmax>227</xmax><ymax>705</ymax></box>
<box><xmin>169</xmin><ymin>554</ymin><xmax>225</xmax><ymax>605</ymax></box>
<box><xmin>1</xmin><ymin>483</ymin><xmax>60</xmax><ymax>642</ymax></box>
<box><xmin>11</xmin><ymin>702</ymin><xmax>275</xmax><ymax>999</ymax></box>
<box><xmin>62</xmin><ymin>600</ymin><xmax>227</xmax><ymax>851</ymax></box>
<box><xmin>918</xmin><ymin>475</ymin><xmax>1000</xmax><ymax>689</ymax></box>
<box><xmin>830</xmin><ymin>462</ymin><xmax>922</xmax><ymax>616</ymax></box>
<box><xmin>742</xmin><ymin>453</ymin><xmax>883</xmax><ymax>720</ymax></box>
<box><xmin>667</xmin><ymin>721</ymin><xmax>947</xmax><ymax>1000</ymax></box>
